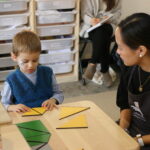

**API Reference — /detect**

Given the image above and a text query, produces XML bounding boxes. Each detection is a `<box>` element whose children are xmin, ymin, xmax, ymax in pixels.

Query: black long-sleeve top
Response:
<box><xmin>116</xmin><ymin>64</ymin><xmax>150</xmax><ymax>110</ymax></box>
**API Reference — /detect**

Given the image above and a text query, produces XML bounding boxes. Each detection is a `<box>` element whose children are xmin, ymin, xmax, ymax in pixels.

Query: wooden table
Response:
<box><xmin>0</xmin><ymin>102</ymin><xmax>12</xmax><ymax>126</ymax></box>
<box><xmin>1</xmin><ymin>101</ymin><xmax>140</xmax><ymax>150</ymax></box>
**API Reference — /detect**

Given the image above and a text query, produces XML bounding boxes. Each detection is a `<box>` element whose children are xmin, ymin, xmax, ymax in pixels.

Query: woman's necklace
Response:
<box><xmin>138</xmin><ymin>66</ymin><xmax>150</xmax><ymax>92</ymax></box>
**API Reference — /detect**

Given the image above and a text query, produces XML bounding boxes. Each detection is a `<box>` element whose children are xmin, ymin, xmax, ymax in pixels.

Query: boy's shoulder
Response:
<box><xmin>6</xmin><ymin>69</ymin><xmax>18</xmax><ymax>79</ymax></box>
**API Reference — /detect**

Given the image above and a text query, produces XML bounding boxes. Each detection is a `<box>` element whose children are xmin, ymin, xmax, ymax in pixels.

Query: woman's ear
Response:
<box><xmin>137</xmin><ymin>45</ymin><xmax>147</xmax><ymax>58</ymax></box>
<box><xmin>11</xmin><ymin>52</ymin><xmax>17</xmax><ymax>61</ymax></box>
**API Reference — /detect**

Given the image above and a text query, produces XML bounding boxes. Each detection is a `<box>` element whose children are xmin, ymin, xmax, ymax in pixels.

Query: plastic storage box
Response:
<box><xmin>37</xmin><ymin>24</ymin><xmax>74</xmax><ymax>36</ymax></box>
<box><xmin>0</xmin><ymin>57</ymin><xmax>16</xmax><ymax>68</ymax></box>
<box><xmin>36</xmin><ymin>0</ymin><xmax>75</xmax><ymax>10</ymax></box>
<box><xmin>0</xmin><ymin>0</ymin><xmax>28</xmax><ymax>13</ymax></box>
<box><xmin>36</xmin><ymin>10</ymin><xmax>76</xmax><ymax>24</ymax></box>
<box><xmin>39</xmin><ymin>49</ymin><xmax>74</xmax><ymax>64</ymax></box>
<box><xmin>0</xmin><ymin>70</ymin><xmax>14</xmax><ymax>81</ymax></box>
<box><xmin>0</xmin><ymin>13</ymin><xmax>29</xmax><ymax>27</ymax></box>
<box><xmin>0</xmin><ymin>26</ymin><xmax>30</xmax><ymax>40</ymax></box>
<box><xmin>46</xmin><ymin>62</ymin><xmax>74</xmax><ymax>74</ymax></box>
<box><xmin>0</xmin><ymin>43</ymin><xmax>12</xmax><ymax>54</ymax></box>
<box><xmin>41</xmin><ymin>37</ymin><xmax>74</xmax><ymax>51</ymax></box>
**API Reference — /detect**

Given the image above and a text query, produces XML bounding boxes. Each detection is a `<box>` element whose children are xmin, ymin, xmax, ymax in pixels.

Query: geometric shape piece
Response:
<box><xmin>28</xmin><ymin>141</ymin><xmax>45</xmax><ymax>147</ymax></box>
<box><xmin>32</xmin><ymin>107</ymin><xmax>47</xmax><ymax>114</ymax></box>
<box><xmin>17</xmin><ymin>127</ymin><xmax>45</xmax><ymax>138</ymax></box>
<box><xmin>26</xmin><ymin>134</ymin><xmax>51</xmax><ymax>143</ymax></box>
<box><xmin>32</xmin><ymin>143</ymin><xmax>52</xmax><ymax>150</ymax></box>
<box><xmin>16</xmin><ymin>120</ymin><xmax>49</xmax><ymax>133</ymax></box>
<box><xmin>59</xmin><ymin>106</ymin><xmax>90</xmax><ymax>119</ymax></box>
<box><xmin>56</xmin><ymin>114</ymin><xmax>88</xmax><ymax>129</ymax></box>
<box><xmin>22</xmin><ymin>107</ymin><xmax>46</xmax><ymax>116</ymax></box>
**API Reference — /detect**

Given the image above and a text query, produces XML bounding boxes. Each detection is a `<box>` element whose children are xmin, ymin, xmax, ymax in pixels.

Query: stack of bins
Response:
<box><xmin>0</xmin><ymin>0</ymin><xmax>30</xmax><ymax>81</ymax></box>
<box><xmin>36</xmin><ymin>0</ymin><xmax>76</xmax><ymax>74</ymax></box>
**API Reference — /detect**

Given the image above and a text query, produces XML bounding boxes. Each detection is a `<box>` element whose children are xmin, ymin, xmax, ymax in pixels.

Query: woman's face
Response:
<box><xmin>115</xmin><ymin>27</ymin><xmax>141</xmax><ymax>66</ymax></box>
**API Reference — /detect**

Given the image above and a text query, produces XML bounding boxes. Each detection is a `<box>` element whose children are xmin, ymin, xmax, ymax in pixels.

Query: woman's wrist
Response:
<box><xmin>136</xmin><ymin>134</ymin><xmax>144</xmax><ymax>147</ymax></box>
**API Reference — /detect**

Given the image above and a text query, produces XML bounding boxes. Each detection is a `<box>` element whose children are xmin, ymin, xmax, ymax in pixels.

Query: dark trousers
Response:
<box><xmin>89</xmin><ymin>23</ymin><xmax>113</xmax><ymax>73</ymax></box>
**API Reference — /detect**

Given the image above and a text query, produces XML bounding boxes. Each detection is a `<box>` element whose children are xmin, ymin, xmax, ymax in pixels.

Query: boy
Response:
<box><xmin>1</xmin><ymin>30</ymin><xmax>64</xmax><ymax>112</ymax></box>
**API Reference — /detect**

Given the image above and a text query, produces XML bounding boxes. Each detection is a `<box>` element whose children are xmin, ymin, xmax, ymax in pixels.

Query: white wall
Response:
<box><xmin>122</xmin><ymin>0</ymin><xmax>150</xmax><ymax>19</ymax></box>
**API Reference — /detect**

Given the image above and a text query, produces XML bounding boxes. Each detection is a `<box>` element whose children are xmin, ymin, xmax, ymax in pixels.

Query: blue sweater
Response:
<box><xmin>6</xmin><ymin>66</ymin><xmax>53</xmax><ymax>108</ymax></box>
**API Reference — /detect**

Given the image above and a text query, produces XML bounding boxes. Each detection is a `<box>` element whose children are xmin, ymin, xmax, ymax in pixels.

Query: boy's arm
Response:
<box><xmin>1</xmin><ymin>82</ymin><xmax>30</xmax><ymax>112</ymax></box>
<box><xmin>1</xmin><ymin>81</ymin><xmax>13</xmax><ymax>110</ymax></box>
<box><xmin>50</xmin><ymin>74</ymin><xmax>64</xmax><ymax>104</ymax></box>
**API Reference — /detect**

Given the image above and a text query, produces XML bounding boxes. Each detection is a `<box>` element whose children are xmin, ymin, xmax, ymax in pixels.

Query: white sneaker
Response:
<box><xmin>92</xmin><ymin>72</ymin><xmax>103</xmax><ymax>85</ymax></box>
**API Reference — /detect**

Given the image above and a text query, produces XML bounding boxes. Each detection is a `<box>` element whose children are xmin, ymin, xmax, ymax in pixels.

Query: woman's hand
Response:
<box><xmin>7</xmin><ymin>104</ymin><xmax>30</xmax><ymax>112</ymax></box>
<box><xmin>91</xmin><ymin>18</ymin><xmax>100</xmax><ymax>26</ymax></box>
<box><xmin>42</xmin><ymin>98</ymin><xmax>58</xmax><ymax>111</ymax></box>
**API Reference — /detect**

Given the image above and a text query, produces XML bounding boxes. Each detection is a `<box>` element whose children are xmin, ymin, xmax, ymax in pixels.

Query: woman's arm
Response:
<box><xmin>119</xmin><ymin>109</ymin><xmax>132</xmax><ymax>129</ymax></box>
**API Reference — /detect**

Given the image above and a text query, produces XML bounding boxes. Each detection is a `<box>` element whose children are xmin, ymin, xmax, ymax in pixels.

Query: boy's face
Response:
<box><xmin>11</xmin><ymin>52</ymin><xmax>40</xmax><ymax>74</ymax></box>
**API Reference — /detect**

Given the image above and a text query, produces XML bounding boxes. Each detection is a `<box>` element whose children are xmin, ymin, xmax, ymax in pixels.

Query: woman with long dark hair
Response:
<box><xmin>80</xmin><ymin>0</ymin><xmax>121</xmax><ymax>87</ymax></box>
<box><xmin>116</xmin><ymin>13</ymin><xmax>150</xmax><ymax>149</ymax></box>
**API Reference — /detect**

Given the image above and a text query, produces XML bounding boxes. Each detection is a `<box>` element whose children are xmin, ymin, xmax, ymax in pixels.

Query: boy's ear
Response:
<box><xmin>11</xmin><ymin>52</ymin><xmax>17</xmax><ymax>61</ymax></box>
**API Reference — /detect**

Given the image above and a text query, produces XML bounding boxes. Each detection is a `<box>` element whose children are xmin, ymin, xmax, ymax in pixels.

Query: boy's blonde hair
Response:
<box><xmin>12</xmin><ymin>30</ymin><xmax>41</xmax><ymax>56</ymax></box>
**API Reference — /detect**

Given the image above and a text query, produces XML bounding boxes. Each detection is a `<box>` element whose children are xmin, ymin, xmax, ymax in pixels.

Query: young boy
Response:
<box><xmin>1</xmin><ymin>30</ymin><xmax>64</xmax><ymax>112</ymax></box>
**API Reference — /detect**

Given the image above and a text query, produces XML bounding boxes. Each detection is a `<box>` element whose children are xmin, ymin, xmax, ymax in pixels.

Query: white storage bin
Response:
<box><xmin>37</xmin><ymin>24</ymin><xmax>75</xmax><ymax>37</ymax></box>
<box><xmin>0</xmin><ymin>43</ymin><xmax>12</xmax><ymax>54</ymax></box>
<box><xmin>46</xmin><ymin>61</ymin><xmax>74</xmax><ymax>74</ymax></box>
<box><xmin>0</xmin><ymin>69</ymin><xmax>14</xmax><ymax>81</ymax></box>
<box><xmin>0</xmin><ymin>0</ymin><xmax>28</xmax><ymax>13</ymax></box>
<box><xmin>0</xmin><ymin>57</ymin><xmax>16</xmax><ymax>68</ymax></box>
<box><xmin>41</xmin><ymin>37</ymin><xmax>74</xmax><ymax>50</ymax></box>
<box><xmin>0</xmin><ymin>26</ymin><xmax>30</xmax><ymax>40</ymax></box>
<box><xmin>40</xmin><ymin>49</ymin><xmax>74</xmax><ymax>64</ymax></box>
<box><xmin>0</xmin><ymin>13</ymin><xmax>29</xmax><ymax>27</ymax></box>
<box><xmin>36</xmin><ymin>0</ymin><xmax>75</xmax><ymax>10</ymax></box>
<box><xmin>36</xmin><ymin>10</ymin><xmax>76</xmax><ymax>24</ymax></box>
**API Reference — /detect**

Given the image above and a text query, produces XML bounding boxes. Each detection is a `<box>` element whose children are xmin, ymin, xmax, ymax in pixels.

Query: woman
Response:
<box><xmin>115</xmin><ymin>13</ymin><xmax>150</xmax><ymax>149</ymax></box>
<box><xmin>80</xmin><ymin>0</ymin><xmax>121</xmax><ymax>87</ymax></box>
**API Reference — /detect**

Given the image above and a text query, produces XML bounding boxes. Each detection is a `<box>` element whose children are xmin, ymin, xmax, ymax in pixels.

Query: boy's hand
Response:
<box><xmin>42</xmin><ymin>98</ymin><xmax>58</xmax><ymax>111</ymax></box>
<box><xmin>7</xmin><ymin>104</ymin><xmax>30</xmax><ymax>112</ymax></box>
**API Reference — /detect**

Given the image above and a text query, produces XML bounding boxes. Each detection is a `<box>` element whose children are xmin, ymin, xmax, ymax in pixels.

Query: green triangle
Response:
<box><xmin>26</xmin><ymin>134</ymin><xmax>51</xmax><ymax>143</ymax></box>
<box><xmin>17</xmin><ymin>127</ymin><xmax>46</xmax><ymax>138</ymax></box>
<box><xmin>16</xmin><ymin>120</ymin><xmax>49</xmax><ymax>133</ymax></box>
<box><xmin>28</xmin><ymin>141</ymin><xmax>45</xmax><ymax>147</ymax></box>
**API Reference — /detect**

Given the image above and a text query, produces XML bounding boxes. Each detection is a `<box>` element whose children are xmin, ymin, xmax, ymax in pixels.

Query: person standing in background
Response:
<box><xmin>80</xmin><ymin>0</ymin><xmax>121</xmax><ymax>87</ymax></box>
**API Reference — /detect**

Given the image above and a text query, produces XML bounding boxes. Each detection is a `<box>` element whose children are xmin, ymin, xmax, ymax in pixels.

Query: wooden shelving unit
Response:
<box><xmin>0</xmin><ymin>0</ymin><xmax>79</xmax><ymax>83</ymax></box>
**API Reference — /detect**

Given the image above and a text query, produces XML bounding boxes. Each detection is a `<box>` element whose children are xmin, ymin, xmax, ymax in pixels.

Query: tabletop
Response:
<box><xmin>1</xmin><ymin>100</ymin><xmax>140</xmax><ymax>150</ymax></box>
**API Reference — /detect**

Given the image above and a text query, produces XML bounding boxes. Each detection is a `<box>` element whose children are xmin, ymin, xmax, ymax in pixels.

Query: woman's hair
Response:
<box><xmin>12</xmin><ymin>30</ymin><xmax>41</xmax><ymax>56</ymax></box>
<box><xmin>118</xmin><ymin>13</ymin><xmax>150</xmax><ymax>50</ymax></box>
<box><xmin>103</xmin><ymin>0</ymin><xmax>118</xmax><ymax>11</ymax></box>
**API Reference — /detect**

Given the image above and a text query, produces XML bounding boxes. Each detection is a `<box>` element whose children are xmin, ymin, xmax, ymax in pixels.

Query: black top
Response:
<box><xmin>116</xmin><ymin>65</ymin><xmax>150</xmax><ymax>110</ymax></box>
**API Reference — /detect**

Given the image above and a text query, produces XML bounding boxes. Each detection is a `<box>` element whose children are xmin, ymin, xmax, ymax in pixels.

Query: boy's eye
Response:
<box><xmin>33</xmin><ymin>59</ymin><xmax>38</xmax><ymax>63</ymax></box>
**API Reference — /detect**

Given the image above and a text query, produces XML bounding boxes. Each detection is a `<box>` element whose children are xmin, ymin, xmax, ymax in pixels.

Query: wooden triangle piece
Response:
<box><xmin>32</xmin><ymin>107</ymin><xmax>47</xmax><ymax>114</ymax></box>
<box><xmin>56</xmin><ymin>114</ymin><xmax>88</xmax><ymax>129</ymax></box>
<box><xmin>59</xmin><ymin>106</ymin><xmax>90</xmax><ymax>119</ymax></box>
<box><xmin>22</xmin><ymin>107</ymin><xmax>46</xmax><ymax>116</ymax></box>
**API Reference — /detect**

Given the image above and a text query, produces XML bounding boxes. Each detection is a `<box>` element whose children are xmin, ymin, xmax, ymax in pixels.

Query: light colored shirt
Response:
<box><xmin>1</xmin><ymin>70</ymin><xmax>64</xmax><ymax>109</ymax></box>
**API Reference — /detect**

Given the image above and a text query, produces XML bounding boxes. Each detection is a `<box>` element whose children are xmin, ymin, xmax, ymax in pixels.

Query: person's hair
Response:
<box><xmin>118</xmin><ymin>13</ymin><xmax>150</xmax><ymax>50</ymax></box>
<box><xmin>103</xmin><ymin>0</ymin><xmax>118</xmax><ymax>11</ymax></box>
<box><xmin>12</xmin><ymin>30</ymin><xmax>41</xmax><ymax>56</ymax></box>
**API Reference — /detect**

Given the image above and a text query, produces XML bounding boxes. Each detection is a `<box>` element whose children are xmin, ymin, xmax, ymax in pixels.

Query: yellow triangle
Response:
<box><xmin>32</xmin><ymin>107</ymin><xmax>47</xmax><ymax>114</ymax></box>
<box><xmin>22</xmin><ymin>107</ymin><xmax>46</xmax><ymax>116</ymax></box>
<box><xmin>59</xmin><ymin>106</ymin><xmax>90</xmax><ymax>119</ymax></box>
<box><xmin>57</xmin><ymin>114</ymin><xmax>88</xmax><ymax>129</ymax></box>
